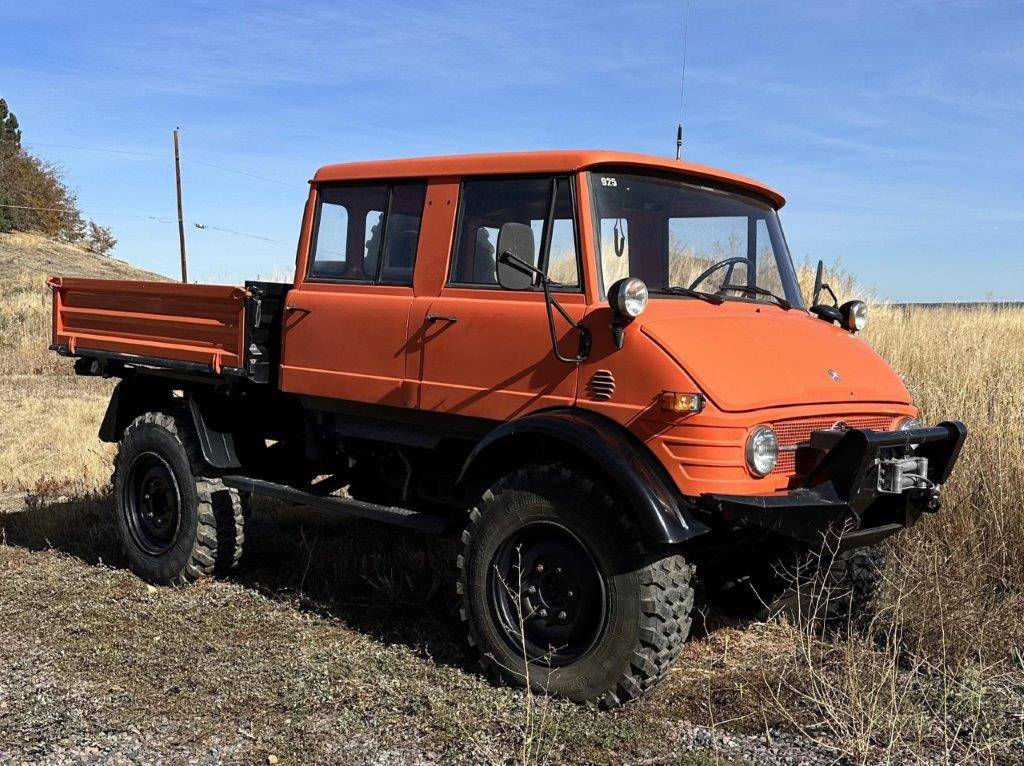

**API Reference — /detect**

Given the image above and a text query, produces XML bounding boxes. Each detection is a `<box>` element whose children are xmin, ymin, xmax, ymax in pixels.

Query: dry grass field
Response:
<box><xmin>1</xmin><ymin>232</ymin><xmax>1021</xmax><ymax>765</ymax></box>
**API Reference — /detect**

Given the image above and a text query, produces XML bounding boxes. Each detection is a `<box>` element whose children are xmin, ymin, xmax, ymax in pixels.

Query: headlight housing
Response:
<box><xmin>840</xmin><ymin>300</ymin><xmax>868</xmax><ymax>332</ymax></box>
<box><xmin>897</xmin><ymin>417</ymin><xmax>919</xmax><ymax>432</ymax></box>
<box><xmin>745</xmin><ymin>426</ymin><xmax>778</xmax><ymax>477</ymax></box>
<box><xmin>897</xmin><ymin>416</ymin><xmax>920</xmax><ymax>449</ymax></box>
<box><xmin>608</xmin><ymin>277</ymin><xmax>649</xmax><ymax>319</ymax></box>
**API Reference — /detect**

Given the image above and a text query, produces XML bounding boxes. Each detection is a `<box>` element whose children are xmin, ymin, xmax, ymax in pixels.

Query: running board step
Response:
<box><xmin>221</xmin><ymin>475</ymin><xmax>450</xmax><ymax>535</ymax></box>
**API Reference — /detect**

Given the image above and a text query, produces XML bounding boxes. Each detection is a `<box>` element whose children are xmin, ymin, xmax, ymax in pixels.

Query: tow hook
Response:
<box><xmin>911</xmin><ymin>487</ymin><xmax>942</xmax><ymax>513</ymax></box>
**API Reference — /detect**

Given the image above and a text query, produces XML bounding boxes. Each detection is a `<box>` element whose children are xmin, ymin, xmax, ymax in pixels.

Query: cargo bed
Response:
<box><xmin>47</xmin><ymin>277</ymin><xmax>288</xmax><ymax>383</ymax></box>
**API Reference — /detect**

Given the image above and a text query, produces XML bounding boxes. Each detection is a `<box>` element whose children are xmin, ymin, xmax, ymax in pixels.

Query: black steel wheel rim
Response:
<box><xmin>123</xmin><ymin>451</ymin><xmax>182</xmax><ymax>555</ymax></box>
<box><xmin>488</xmin><ymin>521</ymin><xmax>607</xmax><ymax>667</ymax></box>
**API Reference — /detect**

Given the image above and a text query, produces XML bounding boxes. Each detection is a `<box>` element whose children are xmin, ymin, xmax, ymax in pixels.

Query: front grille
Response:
<box><xmin>772</xmin><ymin>414</ymin><xmax>898</xmax><ymax>477</ymax></box>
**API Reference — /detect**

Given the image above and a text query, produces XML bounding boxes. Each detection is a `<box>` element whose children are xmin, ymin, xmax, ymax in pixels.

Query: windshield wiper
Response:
<box><xmin>654</xmin><ymin>286</ymin><xmax>725</xmax><ymax>304</ymax></box>
<box><xmin>718</xmin><ymin>283</ymin><xmax>792</xmax><ymax>310</ymax></box>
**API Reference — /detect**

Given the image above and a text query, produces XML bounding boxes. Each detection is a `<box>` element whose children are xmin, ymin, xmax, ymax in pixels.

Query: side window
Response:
<box><xmin>450</xmin><ymin>177</ymin><xmax>579</xmax><ymax>288</ymax></box>
<box><xmin>309</xmin><ymin>182</ymin><xmax>425</xmax><ymax>284</ymax></box>
<box><xmin>379</xmin><ymin>183</ymin><xmax>427</xmax><ymax>284</ymax></box>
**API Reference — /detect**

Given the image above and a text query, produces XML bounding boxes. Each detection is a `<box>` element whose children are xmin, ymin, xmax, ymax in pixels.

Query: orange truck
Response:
<box><xmin>48</xmin><ymin>151</ymin><xmax>967</xmax><ymax>707</ymax></box>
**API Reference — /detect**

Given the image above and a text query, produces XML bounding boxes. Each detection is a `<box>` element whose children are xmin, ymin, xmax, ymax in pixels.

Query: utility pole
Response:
<box><xmin>173</xmin><ymin>127</ymin><xmax>188</xmax><ymax>283</ymax></box>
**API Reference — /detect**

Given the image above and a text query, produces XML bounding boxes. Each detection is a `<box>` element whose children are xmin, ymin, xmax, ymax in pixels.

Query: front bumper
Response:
<box><xmin>701</xmin><ymin>421</ymin><xmax>968</xmax><ymax>551</ymax></box>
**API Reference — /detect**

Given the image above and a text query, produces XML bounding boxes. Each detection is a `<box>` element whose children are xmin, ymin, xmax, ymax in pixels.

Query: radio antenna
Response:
<box><xmin>675</xmin><ymin>0</ymin><xmax>692</xmax><ymax>160</ymax></box>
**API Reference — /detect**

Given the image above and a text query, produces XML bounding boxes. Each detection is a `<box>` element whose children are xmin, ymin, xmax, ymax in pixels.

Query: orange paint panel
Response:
<box><xmin>314</xmin><ymin>150</ymin><xmax>785</xmax><ymax>208</ymax></box>
<box><xmin>47</xmin><ymin>277</ymin><xmax>247</xmax><ymax>369</ymax></box>
<box><xmin>279</xmin><ymin>287</ymin><xmax>413</xmax><ymax>405</ymax></box>
<box><xmin>417</xmin><ymin>293</ymin><xmax>583</xmax><ymax>421</ymax></box>
<box><xmin>641</xmin><ymin>309</ymin><xmax>911</xmax><ymax>413</ymax></box>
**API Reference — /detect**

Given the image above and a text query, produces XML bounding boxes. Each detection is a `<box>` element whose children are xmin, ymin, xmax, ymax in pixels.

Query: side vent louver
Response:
<box><xmin>588</xmin><ymin>370</ymin><xmax>616</xmax><ymax>401</ymax></box>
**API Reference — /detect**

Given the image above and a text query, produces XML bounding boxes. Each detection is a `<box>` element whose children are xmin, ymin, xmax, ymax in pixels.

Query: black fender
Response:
<box><xmin>98</xmin><ymin>378</ymin><xmax>175</xmax><ymax>443</ymax></box>
<box><xmin>458</xmin><ymin>408</ymin><xmax>710</xmax><ymax>545</ymax></box>
<box><xmin>99</xmin><ymin>379</ymin><xmax>241</xmax><ymax>470</ymax></box>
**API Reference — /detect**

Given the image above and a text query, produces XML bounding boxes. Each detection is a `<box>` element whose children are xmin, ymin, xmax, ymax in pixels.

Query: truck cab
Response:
<box><xmin>48</xmin><ymin>150</ymin><xmax>967</xmax><ymax>708</ymax></box>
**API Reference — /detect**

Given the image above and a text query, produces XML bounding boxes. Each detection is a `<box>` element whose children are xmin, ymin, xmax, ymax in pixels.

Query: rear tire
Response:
<box><xmin>112</xmin><ymin>410</ymin><xmax>245</xmax><ymax>585</ymax></box>
<box><xmin>457</xmin><ymin>463</ymin><xmax>694</xmax><ymax>708</ymax></box>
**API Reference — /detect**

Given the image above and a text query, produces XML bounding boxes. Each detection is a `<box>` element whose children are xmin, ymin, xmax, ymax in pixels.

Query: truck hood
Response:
<box><xmin>641</xmin><ymin>311</ymin><xmax>911</xmax><ymax>413</ymax></box>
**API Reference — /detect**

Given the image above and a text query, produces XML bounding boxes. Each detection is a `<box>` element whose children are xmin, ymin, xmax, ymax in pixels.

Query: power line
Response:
<box><xmin>0</xmin><ymin>202</ymin><xmax>291</xmax><ymax>246</ymax></box>
<box><xmin>1</xmin><ymin>138</ymin><xmax>305</xmax><ymax>190</ymax></box>
<box><xmin>180</xmin><ymin>156</ymin><xmax>307</xmax><ymax>190</ymax></box>
<box><xmin>191</xmin><ymin>222</ymin><xmax>290</xmax><ymax>245</ymax></box>
<box><xmin>21</xmin><ymin>141</ymin><xmax>164</xmax><ymax>158</ymax></box>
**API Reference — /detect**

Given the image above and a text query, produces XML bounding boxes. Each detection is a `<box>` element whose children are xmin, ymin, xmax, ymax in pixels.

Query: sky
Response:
<box><xmin>2</xmin><ymin>0</ymin><xmax>1022</xmax><ymax>300</ymax></box>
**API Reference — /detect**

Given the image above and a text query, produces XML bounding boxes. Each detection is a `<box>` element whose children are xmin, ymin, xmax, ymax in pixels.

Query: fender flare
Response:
<box><xmin>98</xmin><ymin>378</ymin><xmax>174</xmax><ymax>443</ymax></box>
<box><xmin>99</xmin><ymin>379</ymin><xmax>241</xmax><ymax>470</ymax></box>
<box><xmin>458</xmin><ymin>408</ymin><xmax>710</xmax><ymax>545</ymax></box>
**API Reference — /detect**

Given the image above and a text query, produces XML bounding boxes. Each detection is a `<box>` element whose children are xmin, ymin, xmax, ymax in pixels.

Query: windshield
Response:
<box><xmin>589</xmin><ymin>171</ymin><xmax>805</xmax><ymax>308</ymax></box>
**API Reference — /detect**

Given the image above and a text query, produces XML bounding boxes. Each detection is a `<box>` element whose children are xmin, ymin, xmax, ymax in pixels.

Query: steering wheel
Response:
<box><xmin>688</xmin><ymin>257</ymin><xmax>754</xmax><ymax>292</ymax></box>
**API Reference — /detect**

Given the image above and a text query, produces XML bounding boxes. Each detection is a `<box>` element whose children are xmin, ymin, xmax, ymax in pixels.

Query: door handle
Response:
<box><xmin>426</xmin><ymin>313</ymin><xmax>458</xmax><ymax>324</ymax></box>
<box><xmin>285</xmin><ymin>305</ymin><xmax>313</xmax><ymax>314</ymax></box>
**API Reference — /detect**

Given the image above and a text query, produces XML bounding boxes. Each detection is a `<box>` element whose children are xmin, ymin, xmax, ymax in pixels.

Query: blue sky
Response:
<box><xmin>3</xmin><ymin>0</ymin><xmax>1022</xmax><ymax>300</ymax></box>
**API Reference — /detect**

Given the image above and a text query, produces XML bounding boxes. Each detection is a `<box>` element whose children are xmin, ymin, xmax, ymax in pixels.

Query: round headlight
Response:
<box><xmin>897</xmin><ymin>417</ymin><xmax>919</xmax><ymax>432</ymax></box>
<box><xmin>609</xmin><ymin>277</ymin><xmax>649</xmax><ymax>319</ymax></box>
<box><xmin>897</xmin><ymin>416</ymin><xmax>920</xmax><ymax>449</ymax></box>
<box><xmin>840</xmin><ymin>300</ymin><xmax>868</xmax><ymax>332</ymax></box>
<box><xmin>745</xmin><ymin>426</ymin><xmax>778</xmax><ymax>477</ymax></box>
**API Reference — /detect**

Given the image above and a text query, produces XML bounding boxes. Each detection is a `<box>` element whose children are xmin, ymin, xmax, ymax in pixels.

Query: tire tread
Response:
<box><xmin>457</xmin><ymin>462</ymin><xmax>694</xmax><ymax>708</ymax></box>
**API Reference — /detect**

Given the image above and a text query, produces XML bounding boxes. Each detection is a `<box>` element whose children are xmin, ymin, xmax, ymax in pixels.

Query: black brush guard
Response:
<box><xmin>702</xmin><ymin>421</ymin><xmax>968</xmax><ymax>551</ymax></box>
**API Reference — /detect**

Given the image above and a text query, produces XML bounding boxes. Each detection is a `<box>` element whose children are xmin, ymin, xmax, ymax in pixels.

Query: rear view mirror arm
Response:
<box><xmin>496</xmin><ymin>250</ymin><xmax>590</xmax><ymax>364</ymax></box>
<box><xmin>542</xmin><ymin>279</ymin><xmax>591</xmax><ymax>364</ymax></box>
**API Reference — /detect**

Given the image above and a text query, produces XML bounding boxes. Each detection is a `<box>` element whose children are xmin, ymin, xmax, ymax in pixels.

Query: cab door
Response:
<box><xmin>415</xmin><ymin>176</ymin><xmax>585</xmax><ymax>421</ymax></box>
<box><xmin>280</xmin><ymin>182</ymin><xmax>427</xmax><ymax>407</ymax></box>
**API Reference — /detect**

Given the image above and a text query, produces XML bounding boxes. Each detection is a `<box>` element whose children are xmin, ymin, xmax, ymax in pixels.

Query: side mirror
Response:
<box><xmin>810</xmin><ymin>258</ymin><xmax>846</xmax><ymax>325</ymax></box>
<box><xmin>811</xmin><ymin>259</ymin><xmax>826</xmax><ymax>306</ymax></box>
<box><xmin>495</xmin><ymin>222</ymin><xmax>536</xmax><ymax>290</ymax></box>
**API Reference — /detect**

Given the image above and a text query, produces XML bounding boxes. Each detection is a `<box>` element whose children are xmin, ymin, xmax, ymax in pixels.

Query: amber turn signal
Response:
<box><xmin>661</xmin><ymin>391</ymin><xmax>705</xmax><ymax>413</ymax></box>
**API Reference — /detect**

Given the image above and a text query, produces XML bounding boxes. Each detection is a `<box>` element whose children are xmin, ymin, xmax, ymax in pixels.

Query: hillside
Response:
<box><xmin>0</xmin><ymin>232</ymin><xmax>168</xmax><ymax>377</ymax></box>
<box><xmin>0</xmin><ymin>233</ymin><xmax>171</xmax><ymax>488</ymax></box>
<box><xmin>0</xmin><ymin>230</ymin><xmax>168</xmax><ymax>283</ymax></box>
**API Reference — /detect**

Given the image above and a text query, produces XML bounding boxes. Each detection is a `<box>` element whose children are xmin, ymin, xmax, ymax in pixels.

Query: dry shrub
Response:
<box><xmin>865</xmin><ymin>304</ymin><xmax>1024</xmax><ymax>665</ymax></box>
<box><xmin>751</xmin><ymin>278</ymin><xmax>1024</xmax><ymax>762</ymax></box>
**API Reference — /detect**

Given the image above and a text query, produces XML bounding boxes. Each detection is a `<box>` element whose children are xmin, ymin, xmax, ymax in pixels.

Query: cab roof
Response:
<box><xmin>312</xmin><ymin>150</ymin><xmax>785</xmax><ymax>208</ymax></box>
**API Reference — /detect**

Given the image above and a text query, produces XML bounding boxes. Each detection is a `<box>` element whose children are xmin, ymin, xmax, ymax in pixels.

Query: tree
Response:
<box><xmin>84</xmin><ymin>220</ymin><xmax>117</xmax><ymax>255</ymax></box>
<box><xmin>0</xmin><ymin>98</ymin><xmax>21</xmax><ymax>147</ymax></box>
<box><xmin>0</xmin><ymin>96</ymin><xmax>115</xmax><ymax>252</ymax></box>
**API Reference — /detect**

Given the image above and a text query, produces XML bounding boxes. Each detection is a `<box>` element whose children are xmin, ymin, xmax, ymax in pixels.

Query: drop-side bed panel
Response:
<box><xmin>47</xmin><ymin>276</ymin><xmax>250</xmax><ymax>373</ymax></box>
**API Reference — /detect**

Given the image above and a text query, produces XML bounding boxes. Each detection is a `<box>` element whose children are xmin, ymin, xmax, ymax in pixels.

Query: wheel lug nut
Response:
<box><xmin>526</xmin><ymin>586</ymin><xmax>537</xmax><ymax>594</ymax></box>
<box><xmin>558</xmin><ymin>611</ymin><xmax>567</xmax><ymax>620</ymax></box>
<box><xmin>538</xmin><ymin>609</ymin><xmax>548</xmax><ymax>618</ymax></box>
<box><xmin>555</xmin><ymin>566</ymin><xmax>562</xmax><ymax>573</ymax></box>
<box><xmin>567</xmin><ymin>590</ymin><xmax>574</xmax><ymax>598</ymax></box>
<box><xmin>535</xmin><ymin>564</ymin><xmax>544</xmax><ymax>573</ymax></box>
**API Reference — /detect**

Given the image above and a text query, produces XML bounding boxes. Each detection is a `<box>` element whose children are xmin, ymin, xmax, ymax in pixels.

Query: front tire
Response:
<box><xmin>757</xmin><ymin>542</ymin><xmax>889</xmax><ymax>626</ymax></box>
<box><xmin>112</xmin><ymin>410</ymin><xmax>245</xmax><ymax>585</ymax></box>
<box><xmin>457</xmin><ymin>463</ymin><xmax>694</xmax><ymax>708</ymax></box>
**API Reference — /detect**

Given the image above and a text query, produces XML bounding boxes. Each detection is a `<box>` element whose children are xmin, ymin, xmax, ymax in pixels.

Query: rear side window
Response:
<box><xmin>449</xmin><ymin>177</ymin><xmax>579</xmax><ymax>289</ymax></box>
<box><xmin>309</xmin><ymin>182</ymin><xmax>426</xmax><ymax>284</ymax></box>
